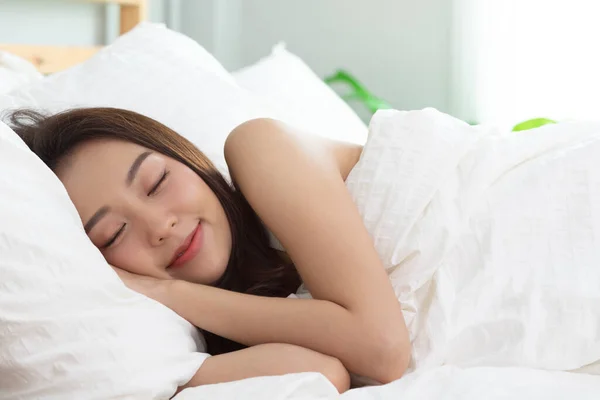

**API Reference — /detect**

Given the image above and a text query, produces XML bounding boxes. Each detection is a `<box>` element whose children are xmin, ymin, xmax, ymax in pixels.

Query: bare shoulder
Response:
<box><xmin>224</xmin><ymin>118</ymin><xmax>363</xmax><ymax>181</ymax></box>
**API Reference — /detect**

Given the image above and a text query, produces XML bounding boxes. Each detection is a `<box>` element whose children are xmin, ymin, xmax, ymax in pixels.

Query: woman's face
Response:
<box><xmin>58</xmin><ymin>138</ymin><xmax>232</xmax><ymax>285</ymax></box>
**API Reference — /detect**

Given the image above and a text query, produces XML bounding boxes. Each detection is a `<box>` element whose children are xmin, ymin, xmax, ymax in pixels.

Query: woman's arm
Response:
<box><xmin>177</xmin><ymin>343</ymin><xmax>350</xmax><ymax>394</ymax></box>
<box><xmin>167</xmin><ymin>118</ymin><xmax>411</xmax><ymax>383</ymax></box>
<box><xmin>167</xmin><ymin>280</ymin><xmax>407</xmax><ymax>383</ymax></box>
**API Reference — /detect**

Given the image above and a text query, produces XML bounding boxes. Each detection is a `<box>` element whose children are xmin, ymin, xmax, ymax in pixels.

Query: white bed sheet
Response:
<box><xmin>173</xmin><ymin>367</ymin><xmax>600</xmax><ymax>400</ymax></box>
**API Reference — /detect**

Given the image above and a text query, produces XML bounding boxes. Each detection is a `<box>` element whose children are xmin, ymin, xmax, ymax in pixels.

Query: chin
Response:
<box><xmin>210</xmin><ymin>265</ymin><xmax>228</xmax><ymax>286</ymax></box>
<box><xmin>189</xmin><ymin>262</ymin><xmax>227</xmax><ymax>286</ymax></box>
<box><xmin>208</xmin><ymin>254</ymin><xmax>230</xmax><ymax>284</ymax></box>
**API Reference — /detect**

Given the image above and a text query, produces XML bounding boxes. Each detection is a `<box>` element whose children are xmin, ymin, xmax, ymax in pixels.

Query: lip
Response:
<box><xmin>168</xmin><ymin>222</ymin><xmax>203</xmax><ymax>269</ymax></box>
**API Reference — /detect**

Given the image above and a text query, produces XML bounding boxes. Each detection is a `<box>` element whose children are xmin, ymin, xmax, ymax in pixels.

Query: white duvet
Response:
<box><xmin>176</xmin><ymin>108</ymin><xmax>600</xmax><ymax>398</ymax></box>
<box><xmin>174</xmin><ymin>367</ymin><xmax>600</xmax><ymax>399</ymax></box>
<box><xmin>348</xmin><ymin>109</ymin><xmax>600</xmax><ymax>373</ymax></box>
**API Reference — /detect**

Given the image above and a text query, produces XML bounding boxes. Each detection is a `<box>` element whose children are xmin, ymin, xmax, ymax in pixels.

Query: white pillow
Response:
<box><xmin>0</xmin><ymin>121</ymin><xmax>208</xmax><ymax>399</ymax></box>
<box><xmin>0</xmin><ymin>22</ymin><xmax>291</xmax><ymax>399</ymax></box>
<box><xmin>0</xmin><ymin>51</ymin><xmax>43</xmax><ymax>95</ymax></box>
<box><xmin>0</xmin><ymin>22</ymin><xmax>290</xmax><ymax>175</ymax></box>
<box><xmin>232</xmin><ymin>43</ymin><xmax>368</xmax><ymax>145</ymax></box>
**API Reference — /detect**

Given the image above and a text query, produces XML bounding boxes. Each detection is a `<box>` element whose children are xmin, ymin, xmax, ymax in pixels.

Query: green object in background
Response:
<box><xmin>325</xmin><ymin>69</ymin><xmax>392</xmax><ymax>114</ymax></box>
<box><xmin>325</xmin><ymin>69</ymin><xmax>558</xmax><ymax>131</ymax></box>
<box><xmin>512</xmin><ymin>117</ymin><xmax>557</xmax><ymax>132</ymax></box>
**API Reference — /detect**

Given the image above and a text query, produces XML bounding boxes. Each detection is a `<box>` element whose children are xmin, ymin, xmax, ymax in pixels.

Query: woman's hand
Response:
<box><xmin>111</xmin><ymin>265</ymin><xmax>174</xmax><ymax>307</ymax></box>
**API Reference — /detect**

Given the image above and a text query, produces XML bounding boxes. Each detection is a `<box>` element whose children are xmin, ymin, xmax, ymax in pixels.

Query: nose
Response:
<box><xmin>148</xmin><ymin>213</ymin><xmax>178</xmax><ymax>247</ymax></box>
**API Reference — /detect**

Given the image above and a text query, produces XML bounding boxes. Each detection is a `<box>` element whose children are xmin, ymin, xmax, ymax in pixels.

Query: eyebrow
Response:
<box><xmin>84</xmin><ymin>206</ymin><xmax>111</xmax><ymax>234</ymax></box>
<box><xmin>126</xmin><ymin>151</ymin><xmax>152</xmax><ymax>186</ymax></box>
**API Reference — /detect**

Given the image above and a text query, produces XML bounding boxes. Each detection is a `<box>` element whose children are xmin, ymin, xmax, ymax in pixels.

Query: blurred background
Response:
<box><xmin>1</xmin><ymin>0</ymin><xmax>598</xmax><ymax>129</ymax></box>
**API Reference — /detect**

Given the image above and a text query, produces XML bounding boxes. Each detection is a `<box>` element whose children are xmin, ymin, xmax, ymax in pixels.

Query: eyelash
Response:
<box><xmin>148</xmin><ymin>169</ymin><xmax>170</xmax><ymax>196</ymax></box>
<box><xmin>102</xmin><ymin>169</ymin><xmax>170</xmax><ymax>249</ymax></box>
<box><xmin>102</xmin><ymin>223</ymin><xmax>126</xmax><ymax>249</ymax></box>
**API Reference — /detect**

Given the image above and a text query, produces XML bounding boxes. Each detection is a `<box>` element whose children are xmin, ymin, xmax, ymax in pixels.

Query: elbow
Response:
<box><xmin>322</xmin><ymin>356</ymin><xmax>351</xmax><ymax>393</ymax></box>
<box><xmin>373</xmin><ymin>333</ymin><xmax>411</xmax><ymax>384</ymax></box>
<box><xmin>366</xmin><ymin>329</ymin><xmax>412</xmax><ymax>384</ymax></box>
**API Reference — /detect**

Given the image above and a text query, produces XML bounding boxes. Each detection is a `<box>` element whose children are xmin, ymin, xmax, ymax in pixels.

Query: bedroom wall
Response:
<box><xmin>180</xmin><ymin>0</ymin><xmax>454</xmax><ymax>117</ymax></box>
<box><xmin>0</xmin><ymin>0</ymin><xmax>455</xmax><ymax>118</ymax></box>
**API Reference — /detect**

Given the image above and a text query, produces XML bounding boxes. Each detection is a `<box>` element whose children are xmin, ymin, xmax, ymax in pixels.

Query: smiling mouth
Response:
<box><xmin>168</xmin><ymin>222</ymin><xmax>203</xmax><ymax>269</ymax></box>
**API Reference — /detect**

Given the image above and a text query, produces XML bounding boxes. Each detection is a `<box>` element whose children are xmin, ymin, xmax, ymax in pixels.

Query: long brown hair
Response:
<box><xmin>6</xmin><ymin>107</ymin><xmax>300</xmax><ymax>354</ymax></box>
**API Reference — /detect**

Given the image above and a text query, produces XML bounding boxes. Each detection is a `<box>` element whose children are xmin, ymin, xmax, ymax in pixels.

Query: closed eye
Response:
<box><xmin>102</xmin><ymin>223</ymin><xmax>126</xmax><ymax>249</ymax></box>
<box><xmin>148</xmin><ymin>169</ymin><xmax>170</xmax><ymax>196</ymax></box>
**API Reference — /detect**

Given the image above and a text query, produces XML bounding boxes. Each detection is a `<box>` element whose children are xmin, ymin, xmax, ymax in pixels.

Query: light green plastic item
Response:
<box><xmin>512</xmin><ymin>117</ymin><xmax>557</xmax><ymax>131</ymax></box>
<box><xmin>324</xmin><ymin>69</ymin><xmax>391</xmax><ymax>114</ymax></box>
<box><xmin>325</xmin><ymin>69</ymin><xmax>558</xmax><ymax>132</ymax></box>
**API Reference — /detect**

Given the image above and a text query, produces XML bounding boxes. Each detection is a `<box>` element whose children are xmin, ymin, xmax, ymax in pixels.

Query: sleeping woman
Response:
<box><xmin>8</xmin><ymin>107</ymin><xmax>411</xmax><ymax>393</ymax></box>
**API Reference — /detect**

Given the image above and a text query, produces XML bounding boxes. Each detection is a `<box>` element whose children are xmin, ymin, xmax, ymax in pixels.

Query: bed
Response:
<box><xmin>1</xmin><ymin>1</ymin><xmax>600</xmax><ymax>399</ymax></box>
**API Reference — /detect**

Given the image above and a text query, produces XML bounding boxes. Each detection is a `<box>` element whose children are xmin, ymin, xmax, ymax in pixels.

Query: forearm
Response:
<box><xmin>177</xmin><ymin>343</ymin><xmax>349</xmax><ymax>394</ymax></box>
<box><xmin>167</xmin><ymin>280</ymin><xmax>407</xmax><ymax>382</ymax></box>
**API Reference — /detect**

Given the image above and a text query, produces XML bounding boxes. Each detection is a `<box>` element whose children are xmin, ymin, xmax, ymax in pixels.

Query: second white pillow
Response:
<box><xmin>233</xmin><ymin>44</ymin><xmax>368</xmax><ymax>145</ymax></box>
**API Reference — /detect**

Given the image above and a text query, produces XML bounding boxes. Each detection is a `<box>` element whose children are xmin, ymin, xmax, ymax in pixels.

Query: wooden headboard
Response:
<box><xmin>0</xmin><ymin>0</ymin><xmax>147</xmax><ymax>74</ymax></box>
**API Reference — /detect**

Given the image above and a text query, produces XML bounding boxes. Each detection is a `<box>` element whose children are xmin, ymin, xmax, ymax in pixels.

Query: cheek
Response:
<box><xmin>102</xmin><ymin>236</ymin><xmax>163</xmax><ymax>278</ymax></box>
<box><xmin>169</xmin><ymin>170</ymin><xmax>210</xmax><ymax>210</ymax></box>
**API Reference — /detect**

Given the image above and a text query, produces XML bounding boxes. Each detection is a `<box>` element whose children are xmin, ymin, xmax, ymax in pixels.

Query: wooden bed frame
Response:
<box><xmin>0</xmin><ymin>0</ymin><xmax>147</xmax><ymax>74</ymax></box>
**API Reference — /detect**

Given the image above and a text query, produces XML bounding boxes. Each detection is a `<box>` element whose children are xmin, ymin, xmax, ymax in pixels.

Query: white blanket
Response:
<box><xmin>175</xmin><ymin>367</ymin><xmax>600</xmax><ymax>399</ymax></box>
<box><xmin>176</xmin><ymin>108</ymin><xmax>600</xmax><ymax>398</ymax></box>
<box><xmin>346</xmin><ymin>109</ymin><xmax>600</xmax><ymax>373</ymax></box>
